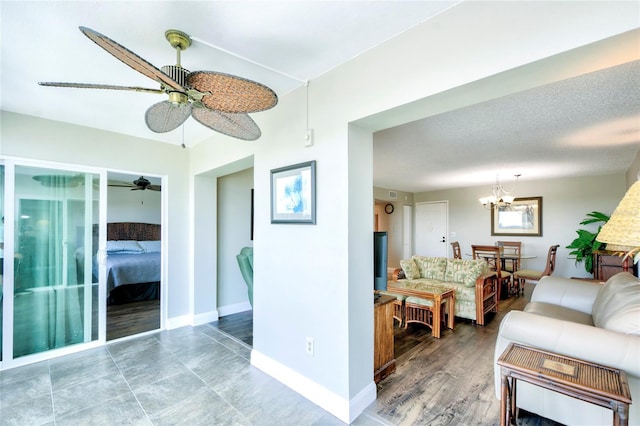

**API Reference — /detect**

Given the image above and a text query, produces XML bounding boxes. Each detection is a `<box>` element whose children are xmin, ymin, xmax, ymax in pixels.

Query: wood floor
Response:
<box><xmin>106</xmin><ymin>299</ymin><xmax>160</xmax><ymax>341</ymax></box>
<box><xmin>210</xmin><ymin>286</ymin><xmax>561</xmax><ymax>425</ymax></box>
<box><xmin>210</xmin><ymin>309</ymin><xmax>253</xmax><ymax>346</ymax></box>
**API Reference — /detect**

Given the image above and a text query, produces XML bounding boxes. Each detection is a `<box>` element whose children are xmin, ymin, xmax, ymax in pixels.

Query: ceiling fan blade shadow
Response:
<box><xmin>191</xmin><ymin>106</ymin><xmax>261</xmax><ymax>141</ymax></box>
<box><xmin>38</xmin><ymin>82</ymin><xmax>163</xmax><ymax>94</ymax></box>
<box><xmin>79</xmin><ymin>26</ymin><xmax>185</xmax><ymax>93</ymax></box>
<box><xmin>187</xmin><ymin>71</ymin><xmax>277</xmax><ymax>114</ymax></box>
<box><xmin>145</xmin><ymin>101</ymin><xmax>191</xmax><ymax>133</ymax></box>
<box><xmin>33</xmin><ymin>174</ymin><xmax>85</xmax><ymax>187</ymax></box>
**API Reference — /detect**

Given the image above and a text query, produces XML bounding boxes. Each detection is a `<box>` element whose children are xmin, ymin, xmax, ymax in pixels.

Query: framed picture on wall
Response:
<box><xmin>491</xmin><ymin>196</ymin><xmax>542</xmax><ymax>236</ymax></box>
<box><xmin>270</xmin><ymin>160</ymin><xmax>316</xmax><ymax>224</ymax></box>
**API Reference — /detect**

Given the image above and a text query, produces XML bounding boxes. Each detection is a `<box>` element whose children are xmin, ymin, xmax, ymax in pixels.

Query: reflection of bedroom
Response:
<box><xmin>105</xmin><ymin>172</ymin><xmax>161</xmax><ymax>340</ymax></box>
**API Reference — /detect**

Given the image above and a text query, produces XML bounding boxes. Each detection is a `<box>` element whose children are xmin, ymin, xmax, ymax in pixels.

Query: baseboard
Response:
<box><xmin>165</xmin><ymin>314</ymin><xmax>191</xmax><ymax>330</ymax></box>
<box><xmin>250</xmin><ymin>349</ymin><xmax>376</xmax><ymax>424</ymax></box>
<box><xmin>192</xmin><ymin>309</ymin><xmax>219</xmax><ymax>326</ymax></box>
<box><xmin>169</xmin><ymin>302</ymin><xmax>248</xmax><ymax>329</ymax></box>
<box><xmin>217</xmin><ymin>301</ymin><xmax>252</xmax><ymax>317</ymax></box>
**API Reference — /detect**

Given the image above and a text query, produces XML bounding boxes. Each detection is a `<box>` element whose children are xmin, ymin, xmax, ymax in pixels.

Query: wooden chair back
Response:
<box><xmin>542</xmin><ymin>244</ymin><xmax>560</xmax><ymax>276</ymax></box>
<box><xmin>471</xmin><ymin>245</ymin><xmax>504</xmax><ymax>276</ymax></box>
<box><xmin>451</xmin><ymin>241</ymin><xmax>462</xmax><ymax>259</ymax></box>
<box><xmin>497</xmin><ymin>241</ymin><xmax>521</xmax><ymax>272</ymax></box>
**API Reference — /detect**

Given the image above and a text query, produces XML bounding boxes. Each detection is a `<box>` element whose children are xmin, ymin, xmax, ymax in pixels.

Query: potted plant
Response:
<box><xmin>566</xmin><ymin>211</ymin><xmax>610</xmax><ymax>275</ymax></box>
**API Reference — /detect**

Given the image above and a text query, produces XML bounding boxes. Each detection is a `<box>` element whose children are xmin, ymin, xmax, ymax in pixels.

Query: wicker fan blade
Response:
<box><xmin>145</xmin><ymin>101</ymin><xmax>191</xmax><ymax>133</ymax></box>
<box><xmin>38</xmin><ymin>82</ymin><xmax>163</xmax><ymax>94</ymax></box>
<box><xmin>79</xmin><ymin>26</ymin><xmax>185</xmax><ymax>93</ymax></box>
<box><xmin>147</xmin><ymin>185</ymin><xmax>161</xmax><ymax>191</ymax></box>
<box><xmin>108</xmin><ymin>181</ymin><xmax>136</xmax><ymax>188</ymax></box>
<box><xmin>191</xmin><ymin>105</ymin><xmax>261</xmax><ymax>141</ymax></box>
<box><xmin>187</xmin><ymin>71</ymin><xmax>277</xmax><ymax>114</ymax></box>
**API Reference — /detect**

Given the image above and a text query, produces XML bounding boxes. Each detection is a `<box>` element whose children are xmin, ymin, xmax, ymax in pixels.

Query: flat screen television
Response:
<box><xmin>374</xmin><ymin>231</ymin><xmax>388</xmax><ymax>291</ymax></box>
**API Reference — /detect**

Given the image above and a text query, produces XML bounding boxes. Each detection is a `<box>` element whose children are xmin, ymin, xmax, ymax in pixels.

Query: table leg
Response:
<box><xmin>614</xmin><ymin>401</ymin><xmax>629</xmax><ymax>426</ymax></box>
<box><xmin>432</xmin><ymin>295</ymin><xmax>441</xmax><ymax>338</ymax></box>
<box><xmin>511</xmin><ymin>377</ymin><xmax>517</xmax><ymax>424</ymax></box>
<box><xmin>446</xmin><ymin>296</ymin><xmax>454</xmax><ymax>330</ymax></box>
<box><xmin>500</xmin><ymin>372</ymin><xmax>509</xmax><ymax>426</ymax></box>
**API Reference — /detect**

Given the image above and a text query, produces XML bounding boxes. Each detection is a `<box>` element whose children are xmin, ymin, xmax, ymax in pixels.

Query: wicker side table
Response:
<box><xmin>497</xmin><ymin>343</ymin><xmax>632</xmax><ymax>426</ymax></box>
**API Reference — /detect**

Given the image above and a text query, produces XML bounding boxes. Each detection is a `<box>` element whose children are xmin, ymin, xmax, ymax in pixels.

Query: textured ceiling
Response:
<box><xmin>373</xmin><ymin>60</ymin><xmax>640</xmax><ymax>193</ymax></box>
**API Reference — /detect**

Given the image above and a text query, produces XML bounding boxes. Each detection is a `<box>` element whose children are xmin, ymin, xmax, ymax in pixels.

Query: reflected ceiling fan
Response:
<box><xmin>39</xmin><ymin>27</ymin><xmax>278</xmax><ymax>141</ymax></box>
<box><xmin>108</xmin><ymin>176</ymin><xmax>161</xmax><ymax>191</ymax></box>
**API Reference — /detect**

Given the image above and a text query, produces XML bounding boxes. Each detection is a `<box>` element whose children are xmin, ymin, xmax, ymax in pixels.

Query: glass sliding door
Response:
<box><xmin>1</xmin><ymin>163</ymin><xmax>4</xmax><ymax>361</ymax></box>
<box><xmin>12</xmin><ymin>165</ymin><xmax>100</xmax><ymax>358</ymax></box>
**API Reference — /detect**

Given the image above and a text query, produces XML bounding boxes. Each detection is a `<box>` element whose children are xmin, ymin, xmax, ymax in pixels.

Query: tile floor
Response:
<box><xmin>0</xmin><ymin>324</ymin><xmax>389</xmax><ymax>426</ymax></box>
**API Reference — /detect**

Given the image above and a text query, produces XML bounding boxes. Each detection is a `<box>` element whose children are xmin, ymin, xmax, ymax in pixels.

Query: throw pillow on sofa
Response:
<box><xmin>592</xmin><ymin>272</ymin><xmax>640</xmax><ymax>336</ymax></box>
<box><xmin>412</xmin><ymin>256</ymin><xmax>447</xmax><ymax>280</ymax></box>
<box><xmin>400</xmin><ymin>259</ymin><xmax>420</xmax><ymax>279</ymax></box>
<box><xmin>444</xmin><ymin>259</ymin><xmax>489</xmax><ymax>287</ymax></box>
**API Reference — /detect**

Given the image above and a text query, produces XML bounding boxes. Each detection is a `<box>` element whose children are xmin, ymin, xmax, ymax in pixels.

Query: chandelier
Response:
<box><xmin>480</xmin><ymin>174</ymin><xmax>521</xmax><ymax>210</ymax></box>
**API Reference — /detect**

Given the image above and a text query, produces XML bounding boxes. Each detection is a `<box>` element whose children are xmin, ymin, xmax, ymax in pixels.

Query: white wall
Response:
<box><xmin>627</xmin><ymin>150</ymin><xmax>640</xmax><ymax>187</ymax></box>
<box><xmin>106</xmin><ymin>186</ymin><xmax>161</xmax><ymax>224</ymax></box>
<box><xmin>373</xmin><ymin>187</ymin><xmax>414</xmax><ymax>267</ymax></box>
<box><xmin>217</xmin><ymin>167</ymin><xmax>253</xmax><ymax>314</ymax></box>
<box><xmin>413</xmin><ymin>174</ymin><xmax>626</xmax><ymax>278</ymax></box>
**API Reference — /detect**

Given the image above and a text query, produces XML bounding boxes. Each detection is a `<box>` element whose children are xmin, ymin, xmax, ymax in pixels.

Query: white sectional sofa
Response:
<box><xmin>494</xmin><ymin>272</ymin><xmax>640</xmax><ymax>425</ymax></box>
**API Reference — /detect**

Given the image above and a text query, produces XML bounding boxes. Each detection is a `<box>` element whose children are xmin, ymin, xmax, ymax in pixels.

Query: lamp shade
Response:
<box><xmin>596</xmin><ymin>181</ymin><xmax>640</xmax><ymax>247</ymax></box>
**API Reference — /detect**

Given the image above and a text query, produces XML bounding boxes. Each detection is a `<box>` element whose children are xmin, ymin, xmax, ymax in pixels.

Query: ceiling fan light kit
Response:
<box><xmin>39</xmin><ymin>26</ymin><xmax>278</xmax><ymax>141</ymax></box>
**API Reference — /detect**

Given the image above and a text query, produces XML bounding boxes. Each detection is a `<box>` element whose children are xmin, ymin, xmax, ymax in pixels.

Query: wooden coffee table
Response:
<box><xmin>386</xmin><ymin>282</ymin><xmax>454</xmax><ymax>338</ymax></box>
<box><xmin>497</xmin><ymin>343</ymin><xmax>632</xmax><ymax>426</ymax></box>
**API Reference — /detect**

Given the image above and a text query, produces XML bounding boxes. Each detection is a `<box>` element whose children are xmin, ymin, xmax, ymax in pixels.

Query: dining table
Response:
<box><xmin>465</xmin><ymin>251</ymin><xmax>537</xmax><ymax>271</ymax></box>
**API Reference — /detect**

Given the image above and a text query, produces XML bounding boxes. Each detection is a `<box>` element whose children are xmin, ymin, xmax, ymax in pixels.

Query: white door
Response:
<box><xmin>415</xmin><ymin>201</ymin><xmax>448</xmax><ymax>257</ymax></box>
<box><xmin>402</xmin><ymin>205</ymin><xmax>412</xmax><ymax>259</ymax></box>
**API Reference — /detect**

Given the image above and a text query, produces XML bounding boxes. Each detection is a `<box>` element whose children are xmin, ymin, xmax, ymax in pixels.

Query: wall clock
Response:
<box><xmin>384</xmin><ymin>203</ymin><xmax>394</xmax><ymax>214</ymax></box>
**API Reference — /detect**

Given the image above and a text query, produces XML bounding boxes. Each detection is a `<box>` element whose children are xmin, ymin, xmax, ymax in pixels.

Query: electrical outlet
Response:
<box><xmin>306</xmin><ymin>337</ymin><xmax>314</xmax><ymax>356</ymax></box>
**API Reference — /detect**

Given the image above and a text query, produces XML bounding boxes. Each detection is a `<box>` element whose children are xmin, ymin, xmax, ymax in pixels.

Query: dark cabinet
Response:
<box><xmin>593</xmin><ymin>249</ymin><xmax>638</xmax><ymax>281</ymax></box>
<box><xmin>374</xmin><ymin>294</ymin><xmax>396</xmax><ymax>383</ymax></box>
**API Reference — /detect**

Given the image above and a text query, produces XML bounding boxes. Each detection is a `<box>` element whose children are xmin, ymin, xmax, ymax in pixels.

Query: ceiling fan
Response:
<box><xmin>39</xmin><ymin>27</ymin><xmax>278</xmax><ymax>141</ymax></box>
<box><xmin>108</xmin><ymin>176</ymin><xmax>161</xmax><ymax>191</ymax></box>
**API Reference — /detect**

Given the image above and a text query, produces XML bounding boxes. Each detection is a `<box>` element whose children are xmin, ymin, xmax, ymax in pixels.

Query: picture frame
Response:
<box><xmin>491</xmin><ymin>196</ymin><xmax>542</xmax><ymax>236</ymax></box>
<box><xmin>270</xmin><ymin>160</ymin><xmax>316</xmax><ymax>224</ymax></box>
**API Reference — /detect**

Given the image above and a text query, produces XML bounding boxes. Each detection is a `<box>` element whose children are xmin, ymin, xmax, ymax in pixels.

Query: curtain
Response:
<box><xmin>13</xmin><ymin>171</ymin><xmax>86</xmax><ymax>357</ymax></box>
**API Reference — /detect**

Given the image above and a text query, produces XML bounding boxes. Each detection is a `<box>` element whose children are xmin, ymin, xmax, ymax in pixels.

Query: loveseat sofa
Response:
<box><xmin>390</xmin><ymin>256</ymin><xmax>497</xmax><ymax>325</ymax></box>
<box><xmin>494</xmin><ymin>272</ymin><xmax>640</xmax><ymax>425</ymax></box>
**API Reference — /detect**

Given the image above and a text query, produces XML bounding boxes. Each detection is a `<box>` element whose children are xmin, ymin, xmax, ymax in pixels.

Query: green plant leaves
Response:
<box><xmin>566</xmin><ymin>211</ymin><xmax>610</xmax><ymax>275</ymax></box>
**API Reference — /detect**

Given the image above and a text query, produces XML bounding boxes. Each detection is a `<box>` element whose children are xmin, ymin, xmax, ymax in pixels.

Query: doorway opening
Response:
<box><xmin>105</xmin><ymin>172</ymin><xmax>162</xmax><ymax>340</ymax></box>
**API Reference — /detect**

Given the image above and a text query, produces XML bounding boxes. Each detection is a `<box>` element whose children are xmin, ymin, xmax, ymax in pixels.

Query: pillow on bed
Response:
<box><xmin>106</xmin><ymin>240</ymin><xmax>144</xmax><ymax>253</ymax></box>
<box><xmin>138</xmin><ymin>240</ymin><xmax>161</xmax><ymax>253</ymax></box>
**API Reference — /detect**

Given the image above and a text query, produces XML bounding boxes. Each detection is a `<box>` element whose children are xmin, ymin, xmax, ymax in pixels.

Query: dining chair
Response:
<box><xmin>497</xmin><ymin>241</ymin><xmax>522</xmax><ymax>273</ymax></box>
<box><xmin>513</xmin><ymin>244</ymin><xmax>560</xmax><ymax>293</ymax></box>
<box><xmin>451</xmin><ymin>241</ymin><xmax>462</xmax><ymax>259</ymax></box>
<box><xmin>471</xmin><ymin>245</ymin><xmax>511</xmax><ymax>300</ymax></box>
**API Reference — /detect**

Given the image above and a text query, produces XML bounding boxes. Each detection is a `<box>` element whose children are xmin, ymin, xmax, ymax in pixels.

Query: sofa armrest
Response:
<box><xmin>391</xmin><ymin>268</ymin><xmax>404</xmax><ymax>281</ymax></box>
<box><xmin>531</xmin><ymin>275</ymin><xmax>601</xmax><ymax>314</ymax></box>
<box><xmin>475</xmin><ymin>272</ymin><xmax>497</xmax><ymax>325</ymax></box>
<box><xmin>494</xmin><ymin>310</ymin><xmax>640</xmax><ymax>398</ymax></box>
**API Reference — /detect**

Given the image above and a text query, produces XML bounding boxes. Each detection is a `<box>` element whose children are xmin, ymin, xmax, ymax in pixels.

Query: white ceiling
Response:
<box><xmin>0</xmin><ymin>1</ymin><xmax>457</xmax><ymax>145</ymax></box>
<box><xmin>1</xmin><ymin>1</ymin><xmax>639</xmax><ymax>193</ymax></box>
